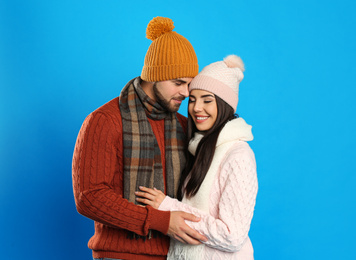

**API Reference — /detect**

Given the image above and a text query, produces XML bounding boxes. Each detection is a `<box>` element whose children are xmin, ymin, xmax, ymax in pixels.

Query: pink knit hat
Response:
<box><xmin>189</xmin><ymin>55</ymin><xmax>245</xmax><ymax>112</ymax></box>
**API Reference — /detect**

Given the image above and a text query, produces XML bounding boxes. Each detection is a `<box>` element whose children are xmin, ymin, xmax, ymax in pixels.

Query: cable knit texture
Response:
<box><xmin>158</xmin><ymin>118</ymin><xmax>258</xmax><ymax>259</ymax></box>
<box><xmin>72</xmin><ymin>91</ymin><xmax>187</xmax><ymax>259</ymax></box>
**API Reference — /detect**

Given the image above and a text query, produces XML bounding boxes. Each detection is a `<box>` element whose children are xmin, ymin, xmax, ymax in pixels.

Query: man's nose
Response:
<box><xmin>180</xmin><ymin>85</ymin><xmax>189</xmax><ymax>98</ymax></box>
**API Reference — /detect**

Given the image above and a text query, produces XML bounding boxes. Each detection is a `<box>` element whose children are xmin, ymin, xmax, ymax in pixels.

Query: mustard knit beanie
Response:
<box><xmin>189</xmin><ymin>55</ymin><xmax>245</xmax><ymax>112</ymax></box>
<box><xmin>141</xmin><ymin>17</ymin><xmax>199</xmax><ymax>82</ymax></box>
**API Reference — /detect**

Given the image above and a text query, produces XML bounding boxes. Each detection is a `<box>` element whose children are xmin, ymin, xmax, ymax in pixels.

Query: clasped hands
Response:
<box><xmin>135</xmin><ymin>186</ymin><xmax>208</xmax><ymax>245</ymax></box>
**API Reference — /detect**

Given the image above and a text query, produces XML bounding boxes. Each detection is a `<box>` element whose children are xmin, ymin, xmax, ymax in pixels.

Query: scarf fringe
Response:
<box><xmin>126</xmin><ymin>230</ymin><xmax>162</xmax><ymax>241</ymax></box>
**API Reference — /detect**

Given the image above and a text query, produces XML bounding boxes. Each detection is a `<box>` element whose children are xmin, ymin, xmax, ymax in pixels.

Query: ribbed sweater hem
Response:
<box><xmin>93</xmin><ymin>251</ymin><xmax>166</xmax><ymax>260</ymax></box>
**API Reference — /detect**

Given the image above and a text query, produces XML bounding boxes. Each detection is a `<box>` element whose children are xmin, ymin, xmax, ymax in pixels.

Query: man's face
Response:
<box><xmin>153</xmin><ymin>78</ymin><xmax>193</xmax><ymax>112</ymax></box>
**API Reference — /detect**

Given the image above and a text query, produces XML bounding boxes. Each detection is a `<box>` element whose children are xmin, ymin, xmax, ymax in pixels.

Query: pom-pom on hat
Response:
<box><xmin>189</xmin><ymin>55</ymin><xmax>245</xmax><ymax>112</ymax></box>
<box><xmin>141</xmin><ymin>17</ymin><xmax>199</xmax><ymax>82</ymax></box>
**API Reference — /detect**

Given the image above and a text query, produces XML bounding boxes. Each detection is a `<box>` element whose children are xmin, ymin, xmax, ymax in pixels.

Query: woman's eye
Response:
<box><xmin>189</xmin><ymin>99</ymin><xmax>195</xmax><ymax>103</ymax></box>
<box><xmin>204</xmin><ymin>100</ymin><xmax>212</xmax><ymax>104</ymax></box>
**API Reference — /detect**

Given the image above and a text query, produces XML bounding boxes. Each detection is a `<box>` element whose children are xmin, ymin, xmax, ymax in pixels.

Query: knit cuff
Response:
<box><xmin>148</xmin><ymin>206</ymin><xmax>171</xmax><ymax>235</ymax></box>
<box><xmin>158</xmin><ymin>196</ymin><xmax>174</xmax><ymax>211</ymax></box>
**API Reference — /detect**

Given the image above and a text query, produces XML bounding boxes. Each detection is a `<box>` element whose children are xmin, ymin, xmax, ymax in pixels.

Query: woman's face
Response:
<box><xmin>188</xmin><ymin>89</ymin><xmax>218</xmax><ymax>131</ymax></box>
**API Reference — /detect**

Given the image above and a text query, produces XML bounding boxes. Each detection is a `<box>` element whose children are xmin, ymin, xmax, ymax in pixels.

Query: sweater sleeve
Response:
<box><xmin>158</xmin><ymin>144</ymin><xmax>258</xmax><ymax>252</ymax></box>
<box><xmin>72</xmin><ymin>110</ymin><xmax>170</xmax><ymax>236</ymax></box>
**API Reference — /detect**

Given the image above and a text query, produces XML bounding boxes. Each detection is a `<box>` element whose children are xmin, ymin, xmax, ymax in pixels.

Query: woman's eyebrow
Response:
<box><xmin>201</xmin><ymin>94</ymin><xmax>215</xmax><ymax>98</ymax></box>
<box><xmin>189</xmin><ymin>94</ymin><xmax>215</xmax><ymax>98</ymax></box>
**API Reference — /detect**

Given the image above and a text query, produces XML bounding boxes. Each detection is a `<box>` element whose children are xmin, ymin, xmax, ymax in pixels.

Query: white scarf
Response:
<box><xmin>184</xmin><ymin>117</ymin><xmax>253</xmax><ymax>212</ymax></box>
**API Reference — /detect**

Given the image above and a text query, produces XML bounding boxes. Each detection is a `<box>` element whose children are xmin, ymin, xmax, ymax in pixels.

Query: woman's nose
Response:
<box><xmin>193</xmin><ymin>101</ymin><xmax>202</xmax><ymax>112</ymax></box>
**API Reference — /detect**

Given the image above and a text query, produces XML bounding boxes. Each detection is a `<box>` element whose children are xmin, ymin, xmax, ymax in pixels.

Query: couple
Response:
<box><xmin>72</xmin><ymin>16</ymin><xmax>257</xmax><ymax>260</ymax></box>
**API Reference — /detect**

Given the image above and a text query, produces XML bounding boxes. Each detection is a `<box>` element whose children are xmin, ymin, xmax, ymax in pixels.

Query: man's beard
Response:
<box><xmin>153</xmin><ymin>83</ymin><xmax>183</xmax><ymax>113</ymax></box>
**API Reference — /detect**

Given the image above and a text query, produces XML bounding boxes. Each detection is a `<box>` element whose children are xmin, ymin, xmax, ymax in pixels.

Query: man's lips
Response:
<box><xmin>172</xmin><ymin>97</ymin><xmax>185</xmax><ymax>103</ymax></box>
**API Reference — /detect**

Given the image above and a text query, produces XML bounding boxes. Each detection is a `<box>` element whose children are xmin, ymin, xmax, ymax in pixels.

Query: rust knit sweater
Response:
<box><xmin>72</xmin><ymin>97</ymin><xmax>187</xmax><ymax>260</ymax></box>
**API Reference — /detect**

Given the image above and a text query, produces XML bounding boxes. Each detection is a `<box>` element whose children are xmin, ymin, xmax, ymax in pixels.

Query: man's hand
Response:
<box><xmin>168</xmin><ymin>211</ymin><xmax>208</xmax><ymax>245</ymax></box>
<box><xmin>135</xmin><ymin>186</ymin><xmax>165</xmax><ymax>209</ymax></box>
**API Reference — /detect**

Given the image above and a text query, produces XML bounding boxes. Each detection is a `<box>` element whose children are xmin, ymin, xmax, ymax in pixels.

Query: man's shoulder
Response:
<box><xmin>83</xmin><ymin>97</ymin><xmax>122</xmax><ymax>128</ymax></box>
<box><xmin>176</xmin><ymin>112</ymin><xmax>187</xmax><ymax>123</ymax></box>
<box><xmin>175</xmin><ymin>112</ymin><xmax>188</xmax><ymax>131</ymax></box>
<box><xmin>94</xmin><ymin>97</ymin><xmax>120</xmax><ymax>114</ymax></box>
<box><xmin>89</xmin><ymin>97</ymin><xmax>121</xmax><ymax>119</ymax></box>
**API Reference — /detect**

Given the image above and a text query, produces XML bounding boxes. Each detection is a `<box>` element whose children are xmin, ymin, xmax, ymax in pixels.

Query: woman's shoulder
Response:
<box><xmin>222</xmin><ymin>141</ymin><xmax>256</xmax><ymax>168</ymax></box>
<box><xmin>230</xmin><ymin>141</ymin><xmax>253</xmax><ymax>153</ymax></box>
<box><xmin>216</xmin><ymin>141</ymin><xmax>257</xmax><ymax>189</ymax></box>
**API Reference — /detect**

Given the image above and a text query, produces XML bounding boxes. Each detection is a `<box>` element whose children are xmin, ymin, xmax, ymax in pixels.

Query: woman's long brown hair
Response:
<box><xmin>177</xmin><ymin>96</ymin><xmax>237</xmax><ymax>200</ymax></box>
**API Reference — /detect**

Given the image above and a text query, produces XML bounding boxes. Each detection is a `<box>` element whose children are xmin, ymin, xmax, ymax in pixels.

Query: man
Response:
<box><xmin>72</xmin><ymin>16</ymin><xmax>206</xmax><ymax>260</ymax></box>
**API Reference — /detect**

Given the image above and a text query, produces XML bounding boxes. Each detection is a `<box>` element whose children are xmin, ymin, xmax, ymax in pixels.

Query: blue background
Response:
<box><xmin>1</xmin><ymin>0</ymin><xmax>355</xmax><ymax>259</ymax></box>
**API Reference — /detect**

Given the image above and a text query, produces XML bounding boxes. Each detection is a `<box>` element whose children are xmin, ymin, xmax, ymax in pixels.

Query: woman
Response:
<box><xmin>136</xmin><ymin>55</ymin><xmax>258</xmax><ymax>259</ymax></box>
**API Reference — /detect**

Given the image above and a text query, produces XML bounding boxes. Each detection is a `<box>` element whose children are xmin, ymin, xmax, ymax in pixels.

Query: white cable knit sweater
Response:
<box><xmin>158</xmin><ymin>118</ymin><xmax>258</xmax><ymax>260</ymax></box>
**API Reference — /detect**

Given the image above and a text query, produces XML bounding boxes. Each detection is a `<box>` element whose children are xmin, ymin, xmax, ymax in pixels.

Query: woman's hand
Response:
<box><xmin>135</xmin><ymin>186</ymin><xmax>166</xmax><ymax>209</ymax></box>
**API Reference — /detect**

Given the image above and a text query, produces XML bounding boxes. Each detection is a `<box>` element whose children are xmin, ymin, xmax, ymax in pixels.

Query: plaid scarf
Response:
<box><xmin>119</xmin><ymin>77</ymin><xmax>186</xmax><ymax>206</ymax></box>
